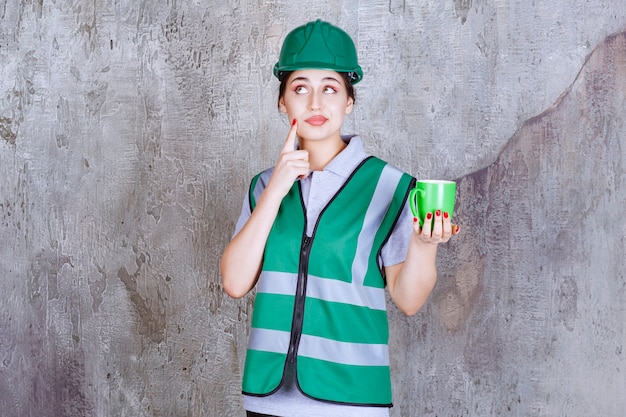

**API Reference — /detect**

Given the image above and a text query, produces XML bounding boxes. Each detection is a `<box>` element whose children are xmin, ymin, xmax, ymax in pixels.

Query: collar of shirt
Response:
<box><xmin>319</xmin><ymin>134</ymin><xmax>369</xmax><ymax>178</ymax></box>
<box><xmin>297</xmin><ymin>134</ymin><xmax>369</xmax><ymax>235</ymax></box>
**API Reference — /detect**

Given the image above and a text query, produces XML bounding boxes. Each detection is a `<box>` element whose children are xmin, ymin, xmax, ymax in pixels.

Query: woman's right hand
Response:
<box><xmin>266</xmin><ymin>119</ymin><xmax>310</xmax><ymax>199</ymax></box>
<box><xmin>220</xmin><ymin>120</ymin><xmax>309</xmax><ymax>298</ymax></box>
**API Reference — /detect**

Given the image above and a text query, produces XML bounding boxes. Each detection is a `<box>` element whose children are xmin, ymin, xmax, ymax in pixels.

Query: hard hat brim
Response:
<box><xmin>273</xmin><ymin>63</ymin><xmax>363</xmax><ymax>85</ymax></box>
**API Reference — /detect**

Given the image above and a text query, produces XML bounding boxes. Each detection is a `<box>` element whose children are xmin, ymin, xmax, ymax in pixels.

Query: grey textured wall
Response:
<box><xmin>1</xmin><ymin>1</ymin><xmax>625</xmax><ymax>416</ymax></box>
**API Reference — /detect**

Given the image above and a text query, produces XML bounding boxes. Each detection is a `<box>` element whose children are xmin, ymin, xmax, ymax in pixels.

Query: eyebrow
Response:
<box><xmin>290</xmin><ymin>76</ymin><xmax>342</xmax><ymax>84</ymax></box>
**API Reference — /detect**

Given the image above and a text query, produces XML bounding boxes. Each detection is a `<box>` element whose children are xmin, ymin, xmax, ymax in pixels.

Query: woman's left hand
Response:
<box><xmin>413</xmin><ymin>210</ymin><xmax>460</xmax><ymax>244</ymax></box>
<box><xmin>386</xmin><ymin>209</ymin><xmax>460</xmax><ymax>315</ymax></box>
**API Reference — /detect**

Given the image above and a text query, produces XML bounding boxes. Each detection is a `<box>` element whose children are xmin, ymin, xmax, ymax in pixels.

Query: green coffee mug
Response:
<box><xmin>409</xmin><ymin>180</ymin><xmax>457</xmax><ymax>227</ymax></box>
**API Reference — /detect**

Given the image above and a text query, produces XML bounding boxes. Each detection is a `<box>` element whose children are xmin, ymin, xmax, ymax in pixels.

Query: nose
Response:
<box><xmin>308</xmin><ymin>90</ymin><xmax>322</xmax><ymax>110</ymax></box>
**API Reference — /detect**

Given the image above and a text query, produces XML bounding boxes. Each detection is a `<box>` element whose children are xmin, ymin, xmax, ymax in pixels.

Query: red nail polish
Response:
<box><xmin>444</xmin><ymin>212</ymin><xmax>449</xmax><ymax>219</ymax></box>
<box><xmin>413</xmin><ymin>217</ymin><xmax>418</xmax><ymax>223</ymax></box>
<box><xmin>435</xmin><ymin>210</ymin><xmax>441</xmax><ymax>217</ymax></box>
<box><xmin>292</xmin><ymin>119</ymin><xmax>297</xmax><ymax>126</ymax></box>
<box><xmin>426</xmin><ymin>212</ymin><xmax>433</xmax><ymax>220</ymax></box>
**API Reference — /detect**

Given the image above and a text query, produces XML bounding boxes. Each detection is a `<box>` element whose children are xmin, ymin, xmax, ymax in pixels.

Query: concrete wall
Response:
<box><xmin>1</xmin><ymin>1</ymin><xmax>624</xmax><ymax>416</ymax></box>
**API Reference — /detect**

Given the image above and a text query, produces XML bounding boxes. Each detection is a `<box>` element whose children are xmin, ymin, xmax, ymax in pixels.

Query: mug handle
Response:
<box><xmin>409</xmin><ymin>188</ymin><xmax>423</xmax><ymax>225</ymax></box>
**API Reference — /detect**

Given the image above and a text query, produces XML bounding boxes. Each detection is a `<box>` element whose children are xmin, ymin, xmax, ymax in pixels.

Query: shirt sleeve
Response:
<box><xmin>232</xmin><ymin>191</ymin><xmax>252</xmax><ymax>239</ymax></box>
<box><xmin>232</xmin><ymin>169</ymin><xmax>273</xmax><ymax>238</ymax></box>
<box><xmin>380</xmin><ymin>199</ymin><xmax>412</xmax><ymax>266</ymax></box>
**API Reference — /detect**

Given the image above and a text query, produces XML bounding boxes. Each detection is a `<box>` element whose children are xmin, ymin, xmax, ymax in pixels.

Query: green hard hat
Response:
<box><xmin>273</xmin><ymin>19</ymin><xmax>363</xmax><ymax>84</ymax></box>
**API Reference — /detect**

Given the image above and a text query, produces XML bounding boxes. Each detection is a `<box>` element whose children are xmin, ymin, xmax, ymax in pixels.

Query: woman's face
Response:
<box><xmin>279</xmin><ymin>69</ymin><xmax>354</xmax><ymax>143</ymax></box>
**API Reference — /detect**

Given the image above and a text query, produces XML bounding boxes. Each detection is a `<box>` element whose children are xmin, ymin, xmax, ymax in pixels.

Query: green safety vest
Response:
<box><xmin>242</xmin><ymin>156</ymin><xmax>414</xmax><ymax>406</ymax></box>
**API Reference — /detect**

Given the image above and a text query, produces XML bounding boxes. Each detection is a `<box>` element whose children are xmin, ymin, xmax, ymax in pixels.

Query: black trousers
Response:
<box><xmin>246</xmin><ymin>412</ymin><xmax>278</xmax><ymax>417</ymax></box>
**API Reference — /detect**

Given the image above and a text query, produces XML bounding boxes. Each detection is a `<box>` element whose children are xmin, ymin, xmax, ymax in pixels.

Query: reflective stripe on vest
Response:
<box><xmin>248</xmin><ymin>328</ymin><xmax>389</xmax><ymax>366</ymax></box>
<box><xmin>242</xmin><ymin>156</ymin><xmax>414</xmax><ymax>406</ymax></box>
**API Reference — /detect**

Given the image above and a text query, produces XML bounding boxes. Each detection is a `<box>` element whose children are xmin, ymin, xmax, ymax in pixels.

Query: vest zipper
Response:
<box><xmin>285</xmin><ymin>165</ymin><xmax>366</xmax><ymax>366</ymax></box>
<box><xmin>287</xmin><ymin>234</ymin><xmax>312</xmax><ymax>364</ymax></box>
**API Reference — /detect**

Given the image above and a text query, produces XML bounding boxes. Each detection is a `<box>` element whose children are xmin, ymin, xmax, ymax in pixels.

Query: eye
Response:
<box><xmin>323</xmin><ymin>86</ymin><xmax>338</xmax><ymax>94</ymax></box>
<box><xmin>294</xmin><ymin>85</ymin><xmax>308</xmax><ymax>94</ymax></box>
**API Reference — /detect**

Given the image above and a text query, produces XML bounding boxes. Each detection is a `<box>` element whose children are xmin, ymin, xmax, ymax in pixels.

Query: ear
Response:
<box><xmin>279</xmin><ymin>97</ymin><xmax>287</xmax><ymax>114</ymax></box>
<box><xmin>345</xmin><ymin>97</ymin><xmax>354</xmax><ymax>115</ymax></box>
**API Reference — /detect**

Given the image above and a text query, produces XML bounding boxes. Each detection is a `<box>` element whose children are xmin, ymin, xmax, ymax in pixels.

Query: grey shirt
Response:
<box><xmin>234</xmin><ymin>135</ymin><xmax>413</xmax><ymax>417</ymax></box>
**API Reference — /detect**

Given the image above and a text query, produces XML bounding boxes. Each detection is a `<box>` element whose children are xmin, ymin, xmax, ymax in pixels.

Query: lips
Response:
<box><xmin>304</xmin><ymin>115</ymin><xmax>328</xmax><ymax>126</ymax></box>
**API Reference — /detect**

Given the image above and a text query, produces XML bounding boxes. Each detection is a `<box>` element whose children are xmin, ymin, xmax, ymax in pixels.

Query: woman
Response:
<box><xmin>221</xmin><ymin>19</ymin><xmax>459</xmax><ymax>417</ymax></box>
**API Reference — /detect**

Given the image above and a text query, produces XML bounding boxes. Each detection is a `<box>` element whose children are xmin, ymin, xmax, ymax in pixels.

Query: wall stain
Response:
<box><xmin>436</xmin><ymin>257</ymin><xmax>485</xmax><ymax>331</ymax></box>
<box><xmin>0</xmin><ymin>117</ymin><xmax>17</xmax><ymax>145</ymax></box>
<box><xmin>0</xmin><ymin>316</ymin><xmax>15</xmax><ymax>367</ymax></box>
<box><xmin>85</xmin><ymin>83</ymin><xmax>108</xmax><ymax>117</ymax></box>
<box><xmin>51</xmin><ymin>349</ymin><xmax>95</xmax><ymax>417</ymax></box>
<box><xmin>89</xmin><ymin>262</ymin><xmax>107</xmax><ymax>314</ymax></box>
<box><xmin>389</xmin><ymin>0</ymin><xmax>406</xmax><ymax>14</ymax></box>
<box><xmin>1</xmin><ymin>50</ymin><xmax>37</xmax><ymax>145</ymax></box>
<box><xmin>117</xmin><ymin>250</ymin><xmax>167</xmax><ymax>343</ymax></box>
<box><xmin>454</xmin><ymin>0</ymin><xmax>473</xmax><ymax>24</ymax></box>
<box><xmin>27</xmin><ymin>250</ymin><xmax>74</xmax><ymax>308</ymax></box>
<box><xmin>55</xmin><ymin>96</ymin><xmax>72</xmax><ymax>149</ymax></box>
<box><xmin>555</xmin><ymin>275</ymin><xmax>578</xmax><ymax>332</ymax></box>
<box><xmin>208</xmin><ymin>280</ymin><xmax>223</xmax><ymax>315</ymax></box>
